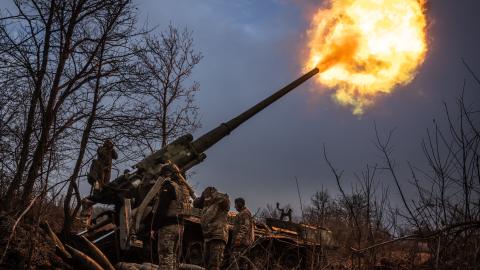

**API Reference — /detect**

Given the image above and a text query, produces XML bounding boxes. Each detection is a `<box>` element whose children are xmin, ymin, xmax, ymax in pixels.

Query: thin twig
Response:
<box><xmin>295</xmin><ymin>176</ymin><xmax>305</xmax><ymax>221</ymax></box>
<box><xmin>351</xmin><ymin>221</ymin><xmax>480</xmax><ymax>253</ymax></box>
<box><xmin>462</xmin><ymin>58</ymin><xmax>480</xmax><ymax>86</ymax></box>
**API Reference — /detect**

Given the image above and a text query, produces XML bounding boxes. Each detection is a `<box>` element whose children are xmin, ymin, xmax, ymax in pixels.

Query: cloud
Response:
<box><xmin>133</xmin><ymin>0</ymin><xmax>480</xmax><ymax>214</ymax></box>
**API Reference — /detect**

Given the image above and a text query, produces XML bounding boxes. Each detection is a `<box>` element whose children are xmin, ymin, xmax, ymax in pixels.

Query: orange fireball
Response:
<box><xmin>306</xmin><ymin>0</ymin><xmax>428</xmax><ymax>115</ymax></box>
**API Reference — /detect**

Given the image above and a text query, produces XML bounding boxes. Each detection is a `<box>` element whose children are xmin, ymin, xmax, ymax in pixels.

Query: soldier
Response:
<box><xmin>151</xmin><ymin>162</ymin><xmax>195</xmax><ymax>270</ymax></box>
<box><xmin>88</xmin><ymin>139</ymin><xmax>118</xmax><ymax>193</ymax></box>
<box><xmin>193</xmin><ymin>187</ymin><xmax>230</xmax><ymax>270</ymax></box>
<box><xmin>231</xmin><ymin>197</ymin><xmax>255</xmax><ymax>270</ymax></box>
<box><xmin>97</xmin><ymin>139</ymin><xmax>118</xmax><ymax>186</ymax></box>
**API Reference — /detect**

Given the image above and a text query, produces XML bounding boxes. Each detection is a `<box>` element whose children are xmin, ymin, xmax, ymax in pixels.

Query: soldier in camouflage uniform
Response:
<box><xmin>152</xmin><ymin>162</ymin><xmax>195</xmax><ymax>270</ymax></box>
<box><xmin>231</xmin><ymin>197</ymin><xmax>255</xmax><ymax>270</ymax></box>
<box><xmin>88</xmin><ymin>139</ymin><xmax>118</xmax><ymax>193</ymax></box>
<box><xmin>194</xmin><ymin>187</ymin><xmax>230</xmax><ymax>270</ymax></box>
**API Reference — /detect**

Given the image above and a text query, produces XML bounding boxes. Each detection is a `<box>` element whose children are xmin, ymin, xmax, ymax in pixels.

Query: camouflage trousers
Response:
<box><xmin>230</xmin><ymin>245</ymin><xmax>250</xmax><ymax>270</ymax></box>
<box><xmin>204</xmin><ymin>239</ymin><xmax>226</xmax><ymax>270</ymax></box>
<box><xmin>157</xmin><ymin>224</ymin><xmax>184</xmax><ymax>270</ymax></box>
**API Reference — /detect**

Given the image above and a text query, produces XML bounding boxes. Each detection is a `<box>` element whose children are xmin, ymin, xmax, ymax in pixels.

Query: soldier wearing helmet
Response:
<box><xmin>194</xmin><ymin>186</ymin><xmax>230</xmax><ymax>270</ymax></box>
<box><xmin>151</xmin><ymin>161</ymin><xmax>195</xmax><ymax>270</ymax></box>
<box><xmin>231</xmin><ymin>197</ymin><xmax>255</xmax><ymax>270</ymax></box>
<box><xmin>87</xmin><ymin>139</ymin><xmax>118</xmax><ymax>193</ymax></box>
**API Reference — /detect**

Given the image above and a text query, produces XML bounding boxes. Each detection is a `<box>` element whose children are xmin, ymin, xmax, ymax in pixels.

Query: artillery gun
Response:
<box><xmin>88</xmin><ymin>67</ymin><xmax>319</xmax><ymax>204</ymax></box>
<box><xmin>54</xmin><ymin>67</ymin><xmax>337</xmax><ymax>269</ymax></box>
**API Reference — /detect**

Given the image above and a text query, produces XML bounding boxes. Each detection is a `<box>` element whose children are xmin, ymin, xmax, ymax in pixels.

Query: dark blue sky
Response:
<box><xmin>1</xmin><ymin>0</ymin><xmax>478</xmax><ymax>216</ymax></box>
<box><xmin>134</xmin><ymin>0</ymin><xmax>480</xmax><ymax>213</ymax></box>
<box><xmin>140</xmin><ymin>0</ymin><xmax>480</xmax><ymax>213</ymax></box>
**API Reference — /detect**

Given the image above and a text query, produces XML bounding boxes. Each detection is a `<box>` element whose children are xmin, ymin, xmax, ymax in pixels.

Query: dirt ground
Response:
<box><xmin>0</xmin><ymin>202</ymin><xmax>73</xmax><ymax>270</ymax></box>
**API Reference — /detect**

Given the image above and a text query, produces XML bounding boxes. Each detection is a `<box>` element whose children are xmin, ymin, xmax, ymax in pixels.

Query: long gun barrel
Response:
<box><xmin>134</xmin><ymin>67</ymin><xmax>320</xmax><ymax>174</ymax></box>
<box><xmin>89</xmin><ymin>67</ymin><xmax>320</xmax><ymax>235</ymax></box>
<box><xmin>193</xmin><ymin>67</ymin><xmax>319</xmax><ymax>153</ymax></box>
<box><xmin>77</xmin><ymin>68</ymin><xmax>331</xmax><ymax>258</ymax></box>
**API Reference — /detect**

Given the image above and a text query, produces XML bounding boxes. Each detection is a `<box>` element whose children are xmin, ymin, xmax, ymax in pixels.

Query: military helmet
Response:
<box><xmin>235</xmin><ymin>197</ymin><xmax>245</xmax><ymax>207</ymax></box>
<box><xmin>160</xmin><ymin>161</ymin><xmax>181</xmax><ymax>176</ymax></box>
<box><xmin>104</xmin><ymin>139</ymin><xmax>114</xmax><ymax>147</ymax></box>
<box><xmin>202</xmin><ymin>186</ymin><xmax>217</xmax><ymax>198</ymax></box>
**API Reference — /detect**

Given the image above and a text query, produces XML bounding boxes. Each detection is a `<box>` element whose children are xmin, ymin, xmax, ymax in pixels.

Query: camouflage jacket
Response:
<box><xmin>151</xmin><ymin>179</ymin><xmax>193</xmax><ymax>230</ymax></box>
<box><xmin>232</xmin><ymin>207</ymin><xmax>254</xmax><ymax>246</ymax></box>
<box><xmin>97</xmin><ymin>144</ymin><xmax>118</xmax><ymax>167</ymax></box>
<box><xmin>196</xmin><ymin>191</ymin><xmax>230</xmax><ymax>243</ymax></box>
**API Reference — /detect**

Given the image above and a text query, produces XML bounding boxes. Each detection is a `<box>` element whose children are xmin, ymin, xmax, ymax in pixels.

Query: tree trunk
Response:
<box><xmin>63</xmin><ymin>40</ymin><xmax>105</xmax><ymax>235</ymax></box>
<box><xmin>21</xmin><ymin>0</ymin><xmax>86</xmax><ymax>204</ymax></box>
<box><xmin>3</xmin><ymin>0</ymin><xmax>55</xmax><ymax>210</ymax></box>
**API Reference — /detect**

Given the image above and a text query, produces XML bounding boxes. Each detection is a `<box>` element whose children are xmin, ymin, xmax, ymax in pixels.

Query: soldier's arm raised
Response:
<box><xmin>112</xmin><ymin>148</ymin><xmax>118</xmax><ymax>160</ymax></box>
<box><xmin>219</xmin><ymin>194</ymin><xmax>230</xmax><ymax>211</ymax></box>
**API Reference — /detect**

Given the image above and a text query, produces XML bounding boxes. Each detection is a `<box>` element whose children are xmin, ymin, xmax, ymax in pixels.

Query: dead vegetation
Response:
<box><xmin>0</xmin><ymin>0</ymin><xmax>479</xmax><ymax>269</ymax></box>
<box><xmin>0</xmin><ymin>0</ymin><xmax>201</xmax><ymax>268</ymax></box>
<box><xmin>307</xmin><ymin>63</ymin><xmax>480</xmax><ymax>269</ymax></box>
<box><xmin>0</xmin><ymin>199</ymin><xmax>69</xmax><ymax>269</ymax></box>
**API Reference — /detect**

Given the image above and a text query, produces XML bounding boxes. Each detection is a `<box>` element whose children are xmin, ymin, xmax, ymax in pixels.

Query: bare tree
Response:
<box><xmin>0</xmin><ymin>1</ymin><xmax>205</xmax><ymax>243</ymax></box>
<box><xmin>308</xmin><ymin>187</ymin><xmax>331</xmax><ymax>226</ymax></box>
<box><xmin>370</xmin><ymin>63</ymin><xmax>480</xmax><ymax>269</ymax></box>
<box><xmin>0</xmin><ymin>0</ymin><xmax>136</xmax><ymax>208</ymax></box>
<box><xmin>134</xmin><ymin>24</ymin><xmax>202</xmax><ymax>149</ymax></box>
<box><xmin>0</xmin><ymin>2</ymin><xmax>206</xmax><ymax>267</ymax></box>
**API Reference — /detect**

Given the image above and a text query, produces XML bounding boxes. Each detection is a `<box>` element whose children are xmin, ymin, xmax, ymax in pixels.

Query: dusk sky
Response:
<box><xmin>137</xmin><ymin>0</ymin><xmax>480</xmax><ymax>214</ymax></box>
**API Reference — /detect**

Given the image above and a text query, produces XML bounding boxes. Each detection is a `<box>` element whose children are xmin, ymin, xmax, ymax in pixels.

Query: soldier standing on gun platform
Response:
<box><xmin>81</xmin><ymin>139</ymin><xmax>117</xmax><ymax>227</ymax></box>
<box><xmin>231</xmin><ymin>197</ymin><xmax>254</xmax><ymax>270</ymax></box>
<box><xmin>151</xmin><ymin>162</ymin><xmax>195</xmax><ymax>270</ymax></box>
<box><xmin>194</xmin><ymin>187</ymin><xmax>230</xmax><ymax>270</ymax></box>
<box><xmin>87</xmin><ymin>139</ymin><xmax>118</xmax><ymax>193</ymax></box>
<box><xmin>98</xmin><ymin>139</ymin><xmax>117</xmax><ymax>186</ymax></box>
